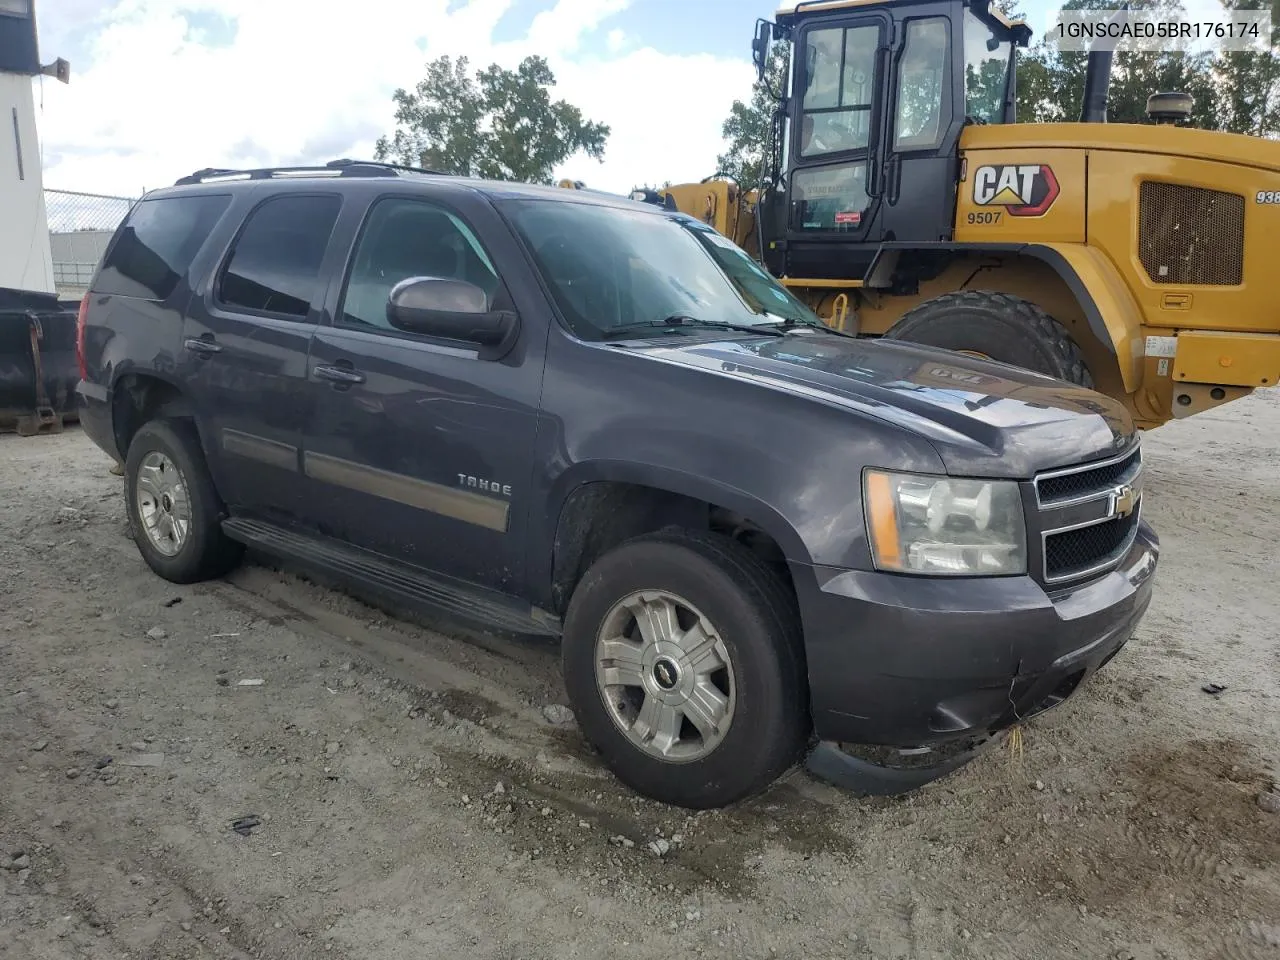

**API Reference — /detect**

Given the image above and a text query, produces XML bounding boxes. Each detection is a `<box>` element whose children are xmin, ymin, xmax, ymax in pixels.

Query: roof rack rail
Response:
<box><xmin>325</xmin><ymin>158</ymin><xmax>451</xmax><ymax>177</ymax></box>
<box><xmin>173</xmin><ymin>158</ymin><xmax>450</xmax><ymax>186</ymax></box>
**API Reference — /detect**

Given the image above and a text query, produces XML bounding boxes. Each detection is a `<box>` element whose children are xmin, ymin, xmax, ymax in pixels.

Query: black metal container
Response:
<box><xmin>0</xmin><ymin>287</ymin><xmax>81</xmax><ymax>435</ymax></box>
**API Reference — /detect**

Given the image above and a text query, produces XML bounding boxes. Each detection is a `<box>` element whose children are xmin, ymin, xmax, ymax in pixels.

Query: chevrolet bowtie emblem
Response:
<box><xmin>1112</xmin><ymin>484</ymin><xmax>1137</xmax><ymax>519</ymax></box>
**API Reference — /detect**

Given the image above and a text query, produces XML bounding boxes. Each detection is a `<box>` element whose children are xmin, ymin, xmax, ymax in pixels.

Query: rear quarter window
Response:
<box><xmin>95</xmin><ymin>194</ymin><xmax>232</xmax><ymax>301</ymax></box>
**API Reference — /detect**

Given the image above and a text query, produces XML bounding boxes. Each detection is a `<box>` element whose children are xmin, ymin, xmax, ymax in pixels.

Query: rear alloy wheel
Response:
<box><xmin>562</xmin><ymin>531</ymin><xmax>807</xmax><ymax>809</ymax></box>
<box><xmin>125</xmin><ymin>419</ymin><xmax>243</xmax><ymax>584</ymax></box>
<box><xmin>886</xmin><ymin>290</ymin><xmax>1094</xmax><ymax>387</ymax></box>
<box><xmin>135</xmin><ymin>450</ymin><xmax>192</xmax><ymax>557</ymax></box>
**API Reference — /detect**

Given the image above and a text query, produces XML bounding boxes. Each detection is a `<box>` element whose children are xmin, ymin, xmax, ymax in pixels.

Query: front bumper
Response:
<box><xmin>791</xmin><ymin>522</ymin><xmax>1158</xmax><ymax>779</ymax></box>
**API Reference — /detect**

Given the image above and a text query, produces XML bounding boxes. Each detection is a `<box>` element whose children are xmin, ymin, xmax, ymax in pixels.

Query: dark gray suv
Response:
<box><xmin>75</xmin><ymin>160</ymin><xmax>1158</xmax><ymax>808</ymax></box>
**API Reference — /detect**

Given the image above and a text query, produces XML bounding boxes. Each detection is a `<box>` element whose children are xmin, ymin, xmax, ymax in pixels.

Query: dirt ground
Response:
<box><xmin>2</xmin><ymin>395</ymin><xmax>1278</xmax><ymax>960</ymax></box>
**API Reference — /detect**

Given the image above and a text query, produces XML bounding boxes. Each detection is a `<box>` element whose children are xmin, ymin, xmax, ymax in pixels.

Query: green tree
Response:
<box><xmin>375</xmin><ymin>55</ymin><xmax>611</xmax><ymax>183</ymax></box>
<box><xmin>1214</xmin><ymin>0</ymin><xmax>1280</xmax><ymax>136</ymax></box>
<box><xmin>1016</xmin><ymin>0</ymin><xmax>1223</xmax><ymax>129</ymax></box>
<box><xmin>715</xmin><ymin>41</ymin><xmax>790</xmax><ymax>187</ymax></box>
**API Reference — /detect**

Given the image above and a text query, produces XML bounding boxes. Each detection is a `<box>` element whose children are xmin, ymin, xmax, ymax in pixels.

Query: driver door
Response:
<box><xmin>301</xmin><ymin>191</ymin><xmax>544</xmax><ymax>593</ymax></box>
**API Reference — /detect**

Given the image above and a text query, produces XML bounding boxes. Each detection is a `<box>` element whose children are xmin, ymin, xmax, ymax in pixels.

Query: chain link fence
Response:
<box><xmin>44</xmin><ymin>188</ymin><xmax>136</xmax><ymax>232</ymax></box>
<box><xmin>44</xmin><ymin>189</ymin><xmax>138</xmax><ymax>295</ymax></box>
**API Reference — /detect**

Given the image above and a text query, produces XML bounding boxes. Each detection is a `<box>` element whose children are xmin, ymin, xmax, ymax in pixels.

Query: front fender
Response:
<box><xmin>544</xmin><ymin>458</ymin><xmax>814</xmax><ymax>567</ymax></box>
<box><xmin>866</xmin><ymin>241</ymin><xmax>1146</xmax><ymax>393</ymax></box>
<box><xmin>528</xmin><ymin>333</ymin><xmax>951</xmax><ymax>609</ymax></box>
<box><xmin>1023</xmin><ymin>243</ymin><xmax>1145</xmax><ymax>393</ymax></box>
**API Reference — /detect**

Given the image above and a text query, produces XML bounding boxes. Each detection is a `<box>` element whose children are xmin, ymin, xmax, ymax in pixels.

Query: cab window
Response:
<box><xmin>893</xmin><ymin>17</ymin><xmax>950</xmax><ymax>151</ymax></box>
<box><xmin>791</xmin><ymin>164</ymin><xmax>871</xmax><ymax>232</ymax></box>
<box><xmin>799</xmin><ymin>24</ymin><xmax>879</xmax><ymax>158</ymax></box>
<box><xmin>963</xmin><ymin>8</ymin><xmax>1013</xmax><ymax>124</ymax></box>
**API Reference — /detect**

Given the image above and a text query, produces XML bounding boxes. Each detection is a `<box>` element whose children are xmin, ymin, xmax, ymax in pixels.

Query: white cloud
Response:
<box><xmin>33</xmin><ymin>0</ymin><xmax>753</xmax><ymax>198</ymax></box>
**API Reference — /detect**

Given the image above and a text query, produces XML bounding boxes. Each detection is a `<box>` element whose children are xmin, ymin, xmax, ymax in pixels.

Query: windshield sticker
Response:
<box><xmin>834</xmin><ymin>211</ymin><xmax>862</xmax><ymax>225</ymax></box>
<box><xmin>972</xmin><ymin>164</ymin><xmax>1060</xmax><ymax>217</ymax></box>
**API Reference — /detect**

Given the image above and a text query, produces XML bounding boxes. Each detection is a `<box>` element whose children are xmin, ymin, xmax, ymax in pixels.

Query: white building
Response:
<box><xmin>1</xmin><ymin>0</ymin><xmax>59</xmax><ymax>294</ymax></box>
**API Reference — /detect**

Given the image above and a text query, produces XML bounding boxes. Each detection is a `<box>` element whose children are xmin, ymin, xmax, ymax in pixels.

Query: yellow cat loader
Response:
<box><xmin>645</xmin><ymin>0</ymin><xmax>1280</xmax><ymax>428</ymax></box>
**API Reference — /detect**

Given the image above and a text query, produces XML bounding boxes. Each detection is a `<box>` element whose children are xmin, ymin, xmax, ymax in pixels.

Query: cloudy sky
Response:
<box><xmin>28</xmin><ymin>0</ymin><xmax>1225</xmax><ymax>200</ymax></box>
<box><xmin>31</xmin><ymin>0</ymin><xmax>788</xmax><ymax>198</ymax></box>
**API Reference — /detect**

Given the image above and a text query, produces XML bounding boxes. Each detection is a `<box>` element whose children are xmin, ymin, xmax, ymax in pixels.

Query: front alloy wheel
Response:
<box><xmin>595</xmin><ymin>590</ymin><xmax>736</xmax><ymax>763</ymax></box>
<box><xmin>562</xmin><ymin>531</ymin><xmax>808</xmax><ymax>809</ymax></box>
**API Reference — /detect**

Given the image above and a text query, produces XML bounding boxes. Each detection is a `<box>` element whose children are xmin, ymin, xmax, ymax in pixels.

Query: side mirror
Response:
<box><xmin>387</xmin><ymin>277</ymin><xmax>516</xmax><ymax>348</ymax></box>
<box><xmin>752</xmin><ymin>19</ymin><xmax>773</xmax><ymax>82</ymax></box>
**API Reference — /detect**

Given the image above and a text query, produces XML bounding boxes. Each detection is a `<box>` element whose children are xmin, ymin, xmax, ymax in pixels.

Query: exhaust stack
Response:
<box><xmin>1079</xmin><ymin>4</ymin><xmax>1129</xmax><ymax>124</ymax></box>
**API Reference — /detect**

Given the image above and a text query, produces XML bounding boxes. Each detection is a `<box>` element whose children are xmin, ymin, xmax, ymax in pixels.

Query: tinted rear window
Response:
<box><xmin>216</xmin><ymin>194</ymin><xmax>342</xmax><ymax>319</ymax></box>
<box><xmin>96</xmin><ymin>194</ymin><xmax>231</xmax><ymax>300</ymax></box>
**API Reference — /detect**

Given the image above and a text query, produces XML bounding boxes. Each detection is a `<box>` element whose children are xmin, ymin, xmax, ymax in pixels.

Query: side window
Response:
<box><xmin>894</xmin><ymin>18</ymin><xmax>950</xmax><ymax>151</ymax></box>
<box><xmin>96</xmin><ymin>194</ymin><xmax>231</xmax><ymax>300</ymax></box>
<box><xmin>799</xmin><ymin>24</ymin><xmax>879</xmax><ymax>158</ymax></box>
<box><xmin>339</xmin><ymin>197</ymin><xmax>500</xmax><ymax>333</ymax></box>
<box><xmin>216</xmin><ymin>195</ymin><xmax>341</xmax><ymax>319</ymax></box>
<box><xmin>792</xmin><ymin>164</ymin><xmax>871</xmax><ymax>232</ymax></box>
<box><xmin>964</xmin><ymin>8</ymin><xmax>1012</xmax><ymax>124</ymax></box>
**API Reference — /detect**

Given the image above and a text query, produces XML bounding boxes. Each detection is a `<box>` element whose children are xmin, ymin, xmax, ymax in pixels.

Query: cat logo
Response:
<box><xmin>972</xmin><ymin>164</ymin><xmax>1060</xmax><ymax>217</ymax></box>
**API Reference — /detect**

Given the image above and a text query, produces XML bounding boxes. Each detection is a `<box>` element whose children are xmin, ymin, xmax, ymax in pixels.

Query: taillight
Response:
<box><xmin>75</xmin><ymin>293</ymin><xmax>90</xmax><ymax>381</ymax></box>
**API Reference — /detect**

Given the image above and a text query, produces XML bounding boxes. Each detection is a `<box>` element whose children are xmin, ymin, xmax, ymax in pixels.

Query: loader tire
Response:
<box><xmin>885</xmin><ymin>291</ymin><xmax>1094</xmax><ymax>388</ymax></box>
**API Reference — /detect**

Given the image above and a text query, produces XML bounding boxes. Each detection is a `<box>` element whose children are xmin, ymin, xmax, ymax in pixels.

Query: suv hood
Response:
<box><xmin>642</xmin><ymin>332</ymin><xmax>1135</xmax><ymax>478</ymax></box>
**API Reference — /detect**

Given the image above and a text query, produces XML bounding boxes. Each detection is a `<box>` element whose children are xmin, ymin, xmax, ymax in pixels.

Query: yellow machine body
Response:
<box><xmin>655</xmin><ymin>121</ymin><xmax>1280</xmax><ymax>428</ymax></box>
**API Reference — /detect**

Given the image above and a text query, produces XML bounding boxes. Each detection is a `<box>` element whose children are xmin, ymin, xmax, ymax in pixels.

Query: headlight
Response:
<box><xmin>863</xmin><ymin>469</ymin><xmax>1027</xmax><ymax>576</ymax></box>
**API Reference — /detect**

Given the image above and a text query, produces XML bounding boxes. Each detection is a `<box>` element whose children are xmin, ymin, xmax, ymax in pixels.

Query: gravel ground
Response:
<box><xmin>2</xmin><ymin>395</ymin><xmax>1279</xmax><ymax>960</ymax></box>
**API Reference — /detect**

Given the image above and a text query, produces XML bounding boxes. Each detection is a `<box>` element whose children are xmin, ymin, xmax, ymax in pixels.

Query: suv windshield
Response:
<box><xmin>507</xmin><ymin>199</ymin><xmax>822</xmax><ymax>339</ymax></box>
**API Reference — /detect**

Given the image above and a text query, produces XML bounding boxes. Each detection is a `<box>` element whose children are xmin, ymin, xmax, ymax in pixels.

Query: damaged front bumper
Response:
<box><xmin>791</xmin><ymin>522</ymin><xmax>1159</xmax><ymax>795</ymax></box>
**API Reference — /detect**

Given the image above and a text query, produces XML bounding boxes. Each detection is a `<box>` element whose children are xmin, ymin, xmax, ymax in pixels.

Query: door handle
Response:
<box><xmin>313</xmin><ymin>364</ymin><xmax>366</xmax><ymax>385</ymax></box>
<box><xmin>184</xmin><ymin>337</ymin><xmax>222</xmax><ymax>355</ymax></box>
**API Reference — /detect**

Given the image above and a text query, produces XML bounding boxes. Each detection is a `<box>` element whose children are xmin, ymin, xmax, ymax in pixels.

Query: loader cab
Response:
<box><xmin>758</xmin><ymin>0</ymin><xmax>1030</xmax><ymax>281</ymax></box>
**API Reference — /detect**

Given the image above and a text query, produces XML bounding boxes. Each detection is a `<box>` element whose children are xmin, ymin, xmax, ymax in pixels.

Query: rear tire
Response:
<box><xmin>124</xmin><ymin>418</ymin><xmax>243</xmax><ymax>584</ymax></box>
<box><xmin>885</xmin><ymin>290</ymin><xmax>1094</xmax><ymax>387</ymax></box>
<box><xmin>562</xmin><ymin>530</ymin><xmax>808</xmax><ymax>809</ymax></box>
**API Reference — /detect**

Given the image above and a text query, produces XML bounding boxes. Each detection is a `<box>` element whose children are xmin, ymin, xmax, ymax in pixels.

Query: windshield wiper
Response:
<box><xmin>600</xmin><ymin>315</ymin><xmax>784</xmax><ymax>340</ymax></box>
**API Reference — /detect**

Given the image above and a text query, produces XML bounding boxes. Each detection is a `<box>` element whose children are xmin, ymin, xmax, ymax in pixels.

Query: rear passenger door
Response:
<box><xmin>85</xmin><ymin>190</ymin><xmax>233</xmax><ymax>401</ymax></box>
<box><xmin>302</xmin><ymin>191</ymin><xmax>546</xmax><ymax>594</ymax></box>
<box><xmin>182</xmin><ymin>191</ymin><xmax>342</xmax><ymax>522</ymax></box>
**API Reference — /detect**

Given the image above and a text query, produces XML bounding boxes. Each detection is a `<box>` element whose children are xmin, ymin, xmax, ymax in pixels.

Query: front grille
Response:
<box><xmin>1045</xmin><ymin>510</ymin><xmax>1141</xmax><ymax>580</ymax></box>
<box><xmin>1138</xmin><ymin>181</ymin><xmax>1244</xmax><ymax>286</ymax></box>
<box><xmin>1033</xmin><ymin>445</ymin><xmax>1143</xmax><ymax>583</ymax></box>
<box><xmin>1037</xmin><ymin>448</ymin><xmax>1140</xmax><ymax>504</ymax></box>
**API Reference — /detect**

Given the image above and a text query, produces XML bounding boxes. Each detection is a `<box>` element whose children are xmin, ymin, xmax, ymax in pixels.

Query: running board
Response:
<box><xmin>221</xmin><ymin>517</ymin><xmax>560</xmax><ymax>638</ymax></box>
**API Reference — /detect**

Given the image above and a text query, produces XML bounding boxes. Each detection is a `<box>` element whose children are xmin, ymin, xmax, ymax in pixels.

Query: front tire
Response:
<box><xmin>886</xmin><ymin>290</ymin><xmax>1094</xmax><ymax>387</ymax></box>
<box><xmin>125</xmin><ymin>418</ymin><xmax>243</xmax><ymax>584</ymax></box>
<box><xmin>562</xmin><ymin>531</ymin><xmax>807</xmax><ymax>808</ymax></box>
